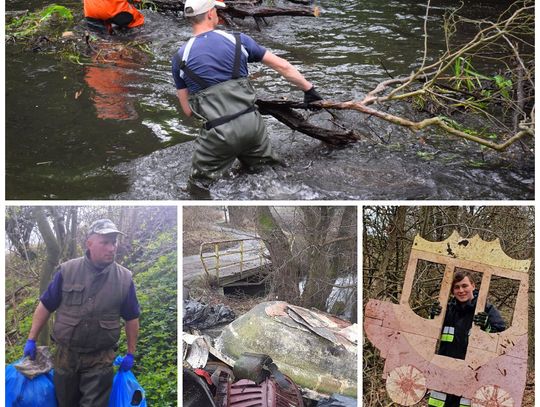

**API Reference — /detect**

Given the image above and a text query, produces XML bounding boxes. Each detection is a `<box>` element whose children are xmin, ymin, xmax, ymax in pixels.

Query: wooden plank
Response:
<box><xmin>218</xmin><ymin>265</ymin><xmax>268</xmax><ymax>286</ymax></box>
<box><xmin>412</xmin><ymin>232</ymin><xmax>531</xmax><ymax>273</ymax></box>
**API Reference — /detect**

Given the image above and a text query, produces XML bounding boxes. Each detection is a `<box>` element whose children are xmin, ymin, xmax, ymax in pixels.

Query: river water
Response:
<box><xmin>5</xmin><ymin>0</ymin><xmax>533</xmax><ymax>199</ymax></box>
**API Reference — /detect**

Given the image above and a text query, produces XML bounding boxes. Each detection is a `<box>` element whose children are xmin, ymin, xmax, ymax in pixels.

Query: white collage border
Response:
<box><xmin>0</xmin><ymin>200</ymin><xmax>535</xmax><ymax>406</ymax></box>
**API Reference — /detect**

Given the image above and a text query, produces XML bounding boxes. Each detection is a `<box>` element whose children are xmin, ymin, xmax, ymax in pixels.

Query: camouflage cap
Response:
<box><xmin>87</xmin><ymin>219</ymin><xmax>125</xmax><ymax>237</ymax></box>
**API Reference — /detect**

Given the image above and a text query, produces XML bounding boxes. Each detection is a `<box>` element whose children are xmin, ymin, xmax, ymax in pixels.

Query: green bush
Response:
<box><xmin>119</xmin><ymin>233</ymin><xmax>178</xmax><ymax>406</ymax></box>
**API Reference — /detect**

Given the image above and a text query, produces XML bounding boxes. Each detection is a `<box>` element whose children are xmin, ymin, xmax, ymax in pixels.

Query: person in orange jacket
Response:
<box><xmin>84</xmin><ymin>0</ymin><xmax>145</xmax><ymax>32</ymax></box>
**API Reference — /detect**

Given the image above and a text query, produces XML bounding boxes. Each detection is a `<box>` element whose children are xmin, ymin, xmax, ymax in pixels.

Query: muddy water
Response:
<box><xmin>6</xmin><ymin>0</ymin><xmax>533</xmax><ymax>199</ymax></box>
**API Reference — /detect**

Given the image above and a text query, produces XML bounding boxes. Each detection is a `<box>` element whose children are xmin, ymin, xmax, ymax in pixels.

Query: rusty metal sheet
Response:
<box><xmin>264</xmin><ymin>302</ymin><xmax>356</xmax><ymax>349</ymax></box>
<box><xmin>286</xmin><ymin>307</ymin><xmax>339</xmax><ymax>344</ymax></box>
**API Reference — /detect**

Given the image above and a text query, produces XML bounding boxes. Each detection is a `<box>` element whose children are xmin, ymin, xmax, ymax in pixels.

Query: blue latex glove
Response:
<box><xmin>23</xmin><ymin>339</ymin><xmax>37</xmax><ymax>360</ymax></box>
<box><xmin>119</xmin><ymin>353</ymin><xmax>134</xmax><ymax>371</ymax></box>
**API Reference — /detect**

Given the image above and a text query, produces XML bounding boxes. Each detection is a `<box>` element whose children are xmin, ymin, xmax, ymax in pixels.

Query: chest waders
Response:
<box><xmin>180</xmin><ymin>32</ymin><xmax>279</xmax><ymax>184</ymax></box>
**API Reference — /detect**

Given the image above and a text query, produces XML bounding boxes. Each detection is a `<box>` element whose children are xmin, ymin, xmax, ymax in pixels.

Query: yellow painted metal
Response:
<box><xmin>199</xmin><ymin>238</ymin><xmax>267</xmax><ymax>283</ymax></box>
<box><xmin>240</xmin><ymin>240</ymin><xmax>244</xmax><ymax>274</ymax></box>
<box><xmin>215</xmin><ymin>243</ymin><xmax>220</xmax><ymax>280</ymax></box>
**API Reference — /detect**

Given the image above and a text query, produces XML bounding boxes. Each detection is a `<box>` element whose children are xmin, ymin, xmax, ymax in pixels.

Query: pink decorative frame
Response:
<box><xmin>364</xmin><ymin>232</ymin><xmax>530</xmax><ymax>407</ymax></box>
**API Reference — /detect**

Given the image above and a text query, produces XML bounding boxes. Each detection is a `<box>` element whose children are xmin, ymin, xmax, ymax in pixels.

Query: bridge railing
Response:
<box><xmin>199</xmin><ymin>238</ymin><xmax>269</xmax><ymax>282</ymax></box>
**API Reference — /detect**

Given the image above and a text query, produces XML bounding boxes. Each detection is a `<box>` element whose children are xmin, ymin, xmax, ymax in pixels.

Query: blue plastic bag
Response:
<box><xmin>108</xmin><ymin>356</ymin><xmax>147</xmax><ymax>407</ymax></box>
<box><xmin>5</xmin><ymin>360</ymin><xmax>58</xmax><ymax>407</ymax></box>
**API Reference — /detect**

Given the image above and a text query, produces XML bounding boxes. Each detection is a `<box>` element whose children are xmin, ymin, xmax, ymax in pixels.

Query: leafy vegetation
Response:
<box><xmin>6</xmin><ymin>4</ymin><xmax>74</xmax><ymax>40</ymax></box>
<box><xmin>119</xmin><ymin>231</ymin><xmax>178</xmax><ymax>406</ymax></box>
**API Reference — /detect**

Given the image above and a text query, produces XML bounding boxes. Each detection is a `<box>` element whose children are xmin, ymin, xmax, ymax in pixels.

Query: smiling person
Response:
<box><xmin>23</xmin><ymin>219</ymin><xmax>140</xmax><ymax>407</ymax></box>
<box><xmin>172</xmin><ymin>0</ymin><xmax>323</xmax><ymax>195</ymax></box>
<box><xmin>428</xmin><ymin>270</ymin><xmax>505</xmax><ymax>407</ymax></box>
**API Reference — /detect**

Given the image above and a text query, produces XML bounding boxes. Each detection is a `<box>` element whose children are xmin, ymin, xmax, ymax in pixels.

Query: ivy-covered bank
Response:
<box><xmin>119</xmin><ymin>232</ymin><xmax>178</xmax><ymax>406</ymax></box>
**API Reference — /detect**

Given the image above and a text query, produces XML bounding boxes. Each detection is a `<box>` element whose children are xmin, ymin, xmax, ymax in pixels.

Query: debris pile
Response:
<box><xmin>183</xmin><ymin>301</ymin><xmax>358</xmax><ymax>406</ymax></box>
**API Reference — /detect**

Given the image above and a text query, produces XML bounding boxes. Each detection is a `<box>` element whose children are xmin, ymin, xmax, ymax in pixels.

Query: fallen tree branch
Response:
<box><xmin>313</xmin><ymin>100</ymin><xmax>533</xmax><ymax>151</ymax></box>
<box><xmin>223</xmin><ymin>5</ymin><xmax>315</xmax><ymax>19</ymax></box>
<box><xmin>256</xmin><ymin>98</ymin><xmax>533</xmax><ymax>151</ymax></box>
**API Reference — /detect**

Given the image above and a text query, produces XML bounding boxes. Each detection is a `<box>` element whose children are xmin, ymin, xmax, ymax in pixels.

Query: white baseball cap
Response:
<box><xmin>184</xmin><ymin>0</ymin><xmax>226</xmax><ymax>17</ymax></box>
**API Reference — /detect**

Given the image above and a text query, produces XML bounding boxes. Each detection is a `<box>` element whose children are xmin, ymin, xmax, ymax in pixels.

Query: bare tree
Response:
<box><xmin>255</xmin><ymin>206</ymin><xmax>357</xmax><ymax>315</ymax></box>
<box><xmin>5</xmin><ymin>207</ymin><xmax>37</xmax><ymax>261</ymax></box>
<box><xmin>256</xmin><ymin>206</ymin><xmax>300</xmax><ymax>302</ymax></box>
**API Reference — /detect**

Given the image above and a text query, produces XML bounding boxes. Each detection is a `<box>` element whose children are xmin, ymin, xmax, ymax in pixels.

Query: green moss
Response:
<box><xmin>7</xmin><ymin>4</ymin><xmax>74</xmax><ymax>40</ymax></box>
<box><xmin>258</xmin><ymin>213</ymin><xmax>275</xmax><ymax>233</ymax></box>
<box><xmin>218</xmin><ymin>302</ymin><xmax>358</xmax><ymax>397</ymax></box>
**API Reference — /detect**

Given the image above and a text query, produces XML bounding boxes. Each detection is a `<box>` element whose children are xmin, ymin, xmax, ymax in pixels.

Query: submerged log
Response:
<box><xmin>223</xmin><ymin>5</ymin><xmax>316</xmax><ymax>19</ymax></box>
<box><xmin>151</xmin><ymin>0</ymin><xmax>316</xmax><ymax>21</ymax></box>
<box><xmin>256</xmin><ymin>99</ymin><xmax>362</xmax><ymax>146</ymax></box>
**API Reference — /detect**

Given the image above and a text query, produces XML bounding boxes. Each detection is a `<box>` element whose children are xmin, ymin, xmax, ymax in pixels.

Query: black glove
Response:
<box><xmin>303</xmin><ymin>86</ymin><xmax>323</xmax><ymax>106</ymax></box>
<box><xmin>429</xmin><ymin>301</ymin><xmax>442</xmax><ymax>319</ymax></box>
<box><xmin>473</xmin><ymin>311</ymin><xmax>490</xmax><ymax>330</ymax></box>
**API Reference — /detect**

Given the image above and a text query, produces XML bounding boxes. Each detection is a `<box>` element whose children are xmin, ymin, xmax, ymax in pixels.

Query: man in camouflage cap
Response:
<box><xmin>24</xmin><ymin>219</ymin><xmax>140</xmax><ymax>407</ymax></box>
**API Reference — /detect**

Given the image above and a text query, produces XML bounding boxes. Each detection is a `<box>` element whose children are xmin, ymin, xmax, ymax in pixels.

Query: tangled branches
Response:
<box><xmin>316</xmin><ymin>1</ymin><xmax>534</xmax><ymax>151</ymax></box>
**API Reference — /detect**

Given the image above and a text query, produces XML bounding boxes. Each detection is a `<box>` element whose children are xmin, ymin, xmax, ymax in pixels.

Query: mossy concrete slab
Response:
<box><xmin>215</xmin><ymin>301</ymin><xmax>357</xmax><ymax>397</ymax></box>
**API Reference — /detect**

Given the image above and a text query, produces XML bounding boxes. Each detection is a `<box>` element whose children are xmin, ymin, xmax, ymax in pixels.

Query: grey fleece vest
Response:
<box><xmin>52</xmin><ymin>256</ymin><xmax>132</xmax><ymax>353</ymax></box>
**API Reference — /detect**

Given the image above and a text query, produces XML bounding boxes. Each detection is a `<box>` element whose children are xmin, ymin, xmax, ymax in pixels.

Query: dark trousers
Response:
<box><xmin>110</xmin><ymin>11</ymin><xmax>134</xmax><ymax>27</ymax></box>
<box><xmin>85</xmin><ymin>12</ymin><xmax>134</xmax><ymax>33</ymax></box>
<box><xmin>54</xmin><ymin>346</ymin><xmax>116</xmax><ymax>407</ymax></box>
<box><xmin>445</xmin><ymin>395</ymin><xmax>461</xmax><ymax>407</ymax></box>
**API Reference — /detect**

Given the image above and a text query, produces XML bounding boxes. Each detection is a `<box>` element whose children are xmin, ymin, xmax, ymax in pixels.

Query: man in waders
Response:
<box><xmin>172</xmin><ymin>0</ymin><xmax>323</xmax><ymax>195</ymax></box>
<box><xmin>23</xmin><ymin>219</ymin><xmax>140</xmax><ymax>407</ymax></box>
<box><xmin>427</xmin><ymin>270</ymin><xmax>505</xmax><ymax>407</ymax></box>
<box><xmin>84</xmin><ymin>0</ymin><xmax>145</xmax><ymax>33</ymax></box>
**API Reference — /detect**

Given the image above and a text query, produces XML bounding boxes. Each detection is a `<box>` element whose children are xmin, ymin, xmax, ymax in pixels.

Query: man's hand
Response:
<box><xmin>473</xmin><ymin>311</ymin><xmax>490</xmax><ymax>330</ymax></box>
<box><xmin>119</xmin><ymin>353</ymin><xmax>135</xmax><ymax>371</ymax></box>
<box><xmin>429</xmin><ymin>301</ymin><xmax>442</xmax><ymax>319</ymax></box>
<box><xmin>23</xmin><ymin>339</ymin><xmax>37</xmax><ymax>360</ymax></box>
<box><xmin>303</xmin><ymin>86</ymin><xmax>323</xmax><ymax>106</ymax></box>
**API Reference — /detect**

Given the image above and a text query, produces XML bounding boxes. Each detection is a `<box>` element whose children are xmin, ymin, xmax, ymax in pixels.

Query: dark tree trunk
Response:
<box><xmin>299</xmin><ymin>207</ymin><xmax>357</xmax><ymax>313</ymax></box>
<box><xmin>66</xmin><ymin>207</ymin><xmax>78</xmax><ymax>259</ymax></box>
<box><xmin>256</xmin><ymin>207</ymin><xmax>300</xmax><ymax>302</ymax></box>
<box><xmin>228</xmin><ymin>207</ymin><xmax>247</xmax><ymax>227</ymax></box>
<box><xmin>33</xmin><ymin>207</ymin><xmax>61</xmax><ymax>346</ymax></box>
<box><xmin>378</xmin><ymin>206</ymin><xmax>407</xmax><ymax>302</ymax></box>
<box><xmin>300</xmin><ymin>207</ymin><xmax>334</xmax><ymax>310</ymax></box>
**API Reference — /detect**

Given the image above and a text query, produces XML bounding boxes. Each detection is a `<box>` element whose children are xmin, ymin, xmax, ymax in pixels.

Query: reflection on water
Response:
<box><xmin>85</xmin><ymin>65</ymin><xmax>138</xmax><ymax>120</ymax></box>
<box><xmin>5</xmin><ymin>0</ymin><xmax>533</xmax><ymax>199</ymax></box>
